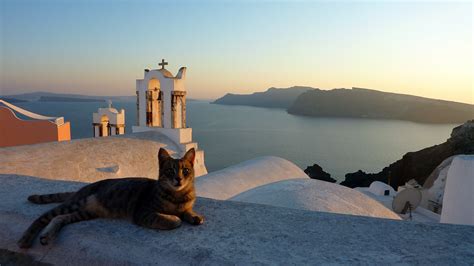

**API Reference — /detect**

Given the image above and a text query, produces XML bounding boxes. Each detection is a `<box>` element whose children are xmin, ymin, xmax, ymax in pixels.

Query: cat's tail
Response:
<box><xmin>28</xmin><ymin>192</ymin><xmax>75</xmax><ymax>204</ymax></box>
<box><xmin>17</xmin><ymin>198</ymin><xmax>87</xmax><ymax>248</ymax></box>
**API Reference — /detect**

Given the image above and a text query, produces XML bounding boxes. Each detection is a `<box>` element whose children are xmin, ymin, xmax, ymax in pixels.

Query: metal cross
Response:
<box><xmin>159</xmin><ymin>59</ymin><xmax>168</xmax><ymax>69</ymax></box>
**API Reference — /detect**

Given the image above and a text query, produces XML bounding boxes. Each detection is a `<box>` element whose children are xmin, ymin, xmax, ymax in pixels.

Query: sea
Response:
<box><xmin>14</xmin><ymin>100</ymin><xmax>457</xmax><ymax>182</ymax></box>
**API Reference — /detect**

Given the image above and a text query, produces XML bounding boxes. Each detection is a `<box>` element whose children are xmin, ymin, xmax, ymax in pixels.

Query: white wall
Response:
<box><xmin>92</xmin><ymin>108</ymin><xmax>124</xmax><ymax>125</ymax></box>
<box><xmin>137</xmin><ymin>69</ymin><xmax>184</xmax><ymax>129</ymax></box>
<box><xmin>440</xmin><ymin>155</ymin><xmax>474</xmax><ymax>225</ymax></box>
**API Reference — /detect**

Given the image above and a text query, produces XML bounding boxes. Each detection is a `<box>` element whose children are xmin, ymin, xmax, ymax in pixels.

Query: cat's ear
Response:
<box><xmin>183</xmin><ymin>148</ymin><xmax>195</xmax><ymax>166</ymax></box>
<box><xmin>158</xmin><ymin>148</ymin><xmax>171</xmax><ymax>164</ymax></box>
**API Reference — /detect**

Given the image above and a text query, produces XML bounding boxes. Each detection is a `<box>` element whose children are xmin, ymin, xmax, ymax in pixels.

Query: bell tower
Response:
<box><xmin>132</xmin><ymin>59</ymin><xmax>207</xmax><ymax>175</ymax></box>
<box><xmin>134</xmin><ymin>59</ymin><xmax>188</xmax><ymax>131</ymax></box>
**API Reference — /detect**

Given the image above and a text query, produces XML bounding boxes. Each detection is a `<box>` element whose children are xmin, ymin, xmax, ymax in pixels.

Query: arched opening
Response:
<box><xmin>100</xmin><ymin>115</ymin><xmax>110</xmax><ymax>136</ymax></box>
<box><xmin>148</xmin><ymin>78</ymin><xmax>160</xmax><ymax>91</ymax></box>
<box><xmin>171</xmin><ymin>91</ymin><xmax>186</xmax><ymax>128</ymax></box>
<box><xmin>146</xmin><ymin>78</ymin><xmax>163</xmax><ymax>127</ymax></box>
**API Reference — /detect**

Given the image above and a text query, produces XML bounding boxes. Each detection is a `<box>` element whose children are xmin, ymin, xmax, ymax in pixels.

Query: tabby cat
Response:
<box><xmin>17</xmin><ymin>148</ymin><xmax>203</xmax><ymax>249</ymax></box>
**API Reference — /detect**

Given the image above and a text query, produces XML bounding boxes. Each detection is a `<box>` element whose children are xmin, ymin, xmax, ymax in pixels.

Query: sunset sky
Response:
<box><xmin>1</xmin><ymin>1</ymin><xmax>472</xmax><ymax>103</ymax></box>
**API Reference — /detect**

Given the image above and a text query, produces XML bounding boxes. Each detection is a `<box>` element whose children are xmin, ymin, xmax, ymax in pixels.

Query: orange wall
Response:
<box><xmin>0</xmin><ymin>107</ymin><xmax>71</xmax><ymax>148</ymax></box>
<box><xmin>57</xmin><ymin>122</ymin><xmax>71</xmax><ymax>142</ymax></box>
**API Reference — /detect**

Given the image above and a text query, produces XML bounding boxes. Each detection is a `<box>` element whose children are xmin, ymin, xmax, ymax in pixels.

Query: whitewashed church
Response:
<box><xmin>132</xmin><ymin>59</ymin><xmax>206</xmax><ymax>174</ymax></box>
<box><xmin>92</xmin><ymin>101</ymin><xmax>125</xmax><ymax>137</ymax></box>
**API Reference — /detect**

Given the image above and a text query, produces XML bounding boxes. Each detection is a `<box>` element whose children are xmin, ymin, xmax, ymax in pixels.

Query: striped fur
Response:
<box><xmin>17</xmin><ymin>148</ymin><xmax>203</xmax><ymax>249</ymax></box>
<box><xmin>28</xmin><ymin>192</ymin><xmax>75</xmax><ymax>204</ymax></box>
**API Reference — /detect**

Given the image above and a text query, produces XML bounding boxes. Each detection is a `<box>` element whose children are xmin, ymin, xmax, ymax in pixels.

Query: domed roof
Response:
<box><xmin>195</xmin><ymin>156</ymin><xmax>308</xmax><ymax>200</ymax></box>
<box><xmin>230</xmin><ymin>178</ymin><xmax>401</xmax><ymax>220</ymax></box>
<box><xmin>158</xmin><ymin>68</ymin><xmax>174</xmax><ymax>78</ymax></box>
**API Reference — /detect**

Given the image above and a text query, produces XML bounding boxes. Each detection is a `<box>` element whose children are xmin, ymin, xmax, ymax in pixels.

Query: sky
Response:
<box><xmin>0</xmin><ymin>0</ymin><xmax>473</xmax><ymax>103</ymax></box>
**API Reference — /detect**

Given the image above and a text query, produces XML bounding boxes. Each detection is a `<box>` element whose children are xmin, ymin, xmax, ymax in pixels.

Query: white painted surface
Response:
<box><xmin>132</xmin><ymin>63</ymin><xmax>205</xmax><ymax>173</ymax></box>
<box><xmin>1</xmin><ymin>175</ymin><xmax>472</xmax><ymax>265</ymax></box>
<box><xmin>368</xmin><ymin>181</ymin><xmax>396</xmax><ymax>196</ymax></box>
<box><xmin>441</xmin><ymin>155</ymin><xmax>474</xmax><ymax>225</ymax></box>
<box><xmin>355</xmin><ymin>187</ymin><xmax>440</xmax><ymax>223</ymax></box>
<box><xmin>132</xmin><ymin>126</ymin><xmax>192</xmax><ymax>145</ymax></box>
<box><xmin>135</xmin><ymin>66</ymin><xmax>186</xmax><ymax>129</ymax></box>
<box><xmin>196</xmin><ymin>156</ymin><xmax>308</xmax><ymax>200</ymax></box>
<box><xmin>231</xmin><ymin>178</ymin><xmax>401</xmax><ymax>220</ymax></box>
<box><xmin>92</xmin><ymin>107</ymin><xmax>125</xmax><ymax>126</ymax></box>
<box><xmin>94</xmin><ymin>126</ymin><xmax>100</xmax><ymax>137</ymax></box>
<box><xmin>422</xmin><ymin>157</ymin><xmax>453</xmax><ymax>213</ymax></box>
<box><xmin>0</xmin><ymin>131</ymin><xmax>208</xmax><ymax>181</ymax></box>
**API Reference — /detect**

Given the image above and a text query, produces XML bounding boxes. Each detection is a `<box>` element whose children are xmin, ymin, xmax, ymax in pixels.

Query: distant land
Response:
<box><xmin>0</xmin><ymin>92</ymin><xmax>204</xmax><ymax>103</ymax></box>
<box><xmin>1</xmin><ymin>92</ymin><xmax>136</xmax><ymax>102</ymax></box>
<box><xmin>214</xmin><ymin>87</ymin><xmax>474</xmax><ymax>124</ymax></box>
<box><xmin>38</xmin><ymin>96</ymin><xmax>105</xmax><ymax>102</ymax></box>
<box><xmin>213</xmin><ymin>86</ymin><xmax>312</xmax><ymax>108</ymax></box>
<box><xmin>288</xmin><ymin>88</ymin><xmax>474</xmax><ymax>124</ymax></box>
<box><xmin>0</xmin><ymin>97</ymin><xmax>28</xmax><ymax>103</ymax></box>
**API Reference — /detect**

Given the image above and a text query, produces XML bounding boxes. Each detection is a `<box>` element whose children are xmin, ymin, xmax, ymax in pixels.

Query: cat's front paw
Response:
<box><xmin>39</xmin><ymin>231</ymin><xmax>56</xmax><ymax>246</ymax></box>
<box><xmin>158</xmin><ymin>215</ymin><xmax>182</xmax><ymax>230</ymax></box>
<box><xmin>191</xmin><ymin>215</ymin><xmax>204</xmax><ymax>225</ymax></box>
<box><xmin>168</xmin><ymin>217</ymin><xmax>182</xmax><ymax>229</ymax></box>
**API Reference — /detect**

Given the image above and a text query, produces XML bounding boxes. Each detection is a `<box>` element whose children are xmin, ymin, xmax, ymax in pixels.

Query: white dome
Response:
<box><xmin>195</xmin><ymin>156</ymin><xmax>308</xmax><ymax>200</ymax></box>
<box><xmin>230</xmin><ymin>178</ymin><xmax>401</xmax><ymax>220</ymax></box>
<box><xmin>369</xmin><ymin>181</ymin><xmax>396</xmax><ymax>196</ymax></box>
<box><xmin>158</xmin><ymin>68</ymin><xmax>174</xmax><ymax>78</ymax></box>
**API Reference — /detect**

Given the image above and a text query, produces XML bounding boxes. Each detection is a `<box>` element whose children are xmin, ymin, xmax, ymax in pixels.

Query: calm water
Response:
<box><xmin>15</xmin><ymin>101</ymin><xmax>457</xmax><ymax>181</ymax></box>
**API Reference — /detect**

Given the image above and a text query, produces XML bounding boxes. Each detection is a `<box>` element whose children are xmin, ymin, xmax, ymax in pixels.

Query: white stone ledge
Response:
<box><xmin>1</xmin><ymin>175</ymin><xmax>473</xmax><ymax>265</ymax></box>
<box><xmin>0</xmin><ymin>131</ymin><xmax>207</xmax><ymax>182</ymax></box>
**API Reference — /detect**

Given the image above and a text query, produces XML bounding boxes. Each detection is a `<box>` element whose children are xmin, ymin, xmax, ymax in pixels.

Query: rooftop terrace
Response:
<box><xmin>1</xmin><ymin>175</ymin><xmax>473</xmax><ymax>265</ymax></box>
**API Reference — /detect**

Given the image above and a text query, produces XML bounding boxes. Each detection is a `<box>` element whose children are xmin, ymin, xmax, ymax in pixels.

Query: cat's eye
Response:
<box><xmin>182</xmin><ymin>168</ymin><xmax>190</xmax><ymax>177</ymax></box>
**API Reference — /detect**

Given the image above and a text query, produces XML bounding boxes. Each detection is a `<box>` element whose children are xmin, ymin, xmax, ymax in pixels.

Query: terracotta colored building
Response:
<box><xmin>0</xmin><ymin>100</ymin><xmax>71</xmax><ymax>148</ymax></box>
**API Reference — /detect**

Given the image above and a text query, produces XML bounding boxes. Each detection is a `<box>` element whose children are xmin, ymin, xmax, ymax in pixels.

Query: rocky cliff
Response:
<box><xmin>213</xmin><ymin>86</ymin><xmax>312</xmax><ymax>108</ymax></box>
<box><xmin>340</xmin><ymin>120</ymin><xmax>474</xmax><ymax>188</ymax></box>
<box><xmin>288</xmin><ymin>87</ymin><xmax>473</xmax><ymax>124</ymax></box>
<box><xmin>304</xmin><ymin>163</ymin><xmax>336</xmax><ymax>183</ymax></box>
<box><xmin>214</xmin><ymin>86</ymin><xmax>473</xmax><ymax>124</ymax></box>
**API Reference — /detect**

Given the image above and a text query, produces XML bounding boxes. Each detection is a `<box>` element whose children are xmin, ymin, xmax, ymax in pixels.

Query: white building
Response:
<box><xmin>132</xmin><ymin>59</ymin><xmax>206</xmax><ymax>173</ymax></box>
<box><xmin>92</xmin><ymin>101</ymin><xmax>125</xmax><ymax>137</ymax></box>
<box><xmin>440</xmin><ymin>155</ymin><xmax>474</xmax><ymax>225</ymax></box>
<box><xmin>195</xmin><ymin>156</ymin><xmax>400</xmax><ymax>220</ymax></box>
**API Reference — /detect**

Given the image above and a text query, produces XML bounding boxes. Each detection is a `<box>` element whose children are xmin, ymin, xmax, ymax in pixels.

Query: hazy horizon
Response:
<box><xmin>1</xmin><ymin>1</ymin><xmax>472</xmax><ymax>103</ymax></box>
<box><xmin>3</xmin><ymin>86</ymin><xmax>474</xmax><ymax>105</ymax></box>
